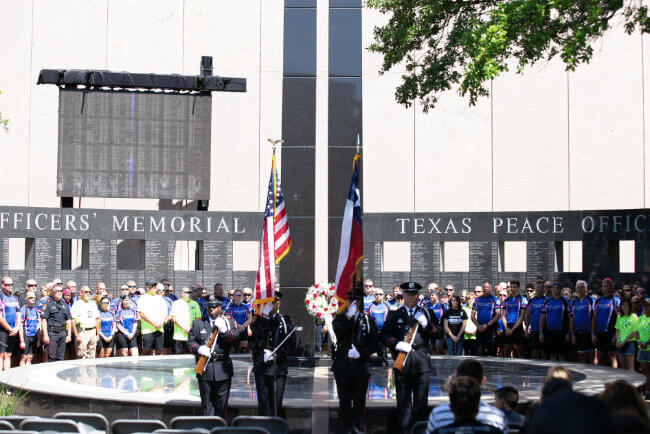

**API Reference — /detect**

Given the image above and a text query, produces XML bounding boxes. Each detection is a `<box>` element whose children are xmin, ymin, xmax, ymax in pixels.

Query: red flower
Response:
<box><xmin>312</xmin><ymin>293</ymin><xmax>317</xmax><ymax>298</ymax></box>
<box><xmin>304</xmin><ymin>299</ymin><xmax>309</xmax><ymax>304</ymax></box>
<box><xmin>316</xmin><ymin>312</ymin><xmax>322</xmax><ymax>317</ymax></box>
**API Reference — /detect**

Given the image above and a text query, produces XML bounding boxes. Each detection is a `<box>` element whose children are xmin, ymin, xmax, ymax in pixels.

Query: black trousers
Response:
<box><xmin>254</xmin><ymin>372</ymin><xmax>287</xmax><ymax>417</ymax></box>
<box><xmin>198</xmin><ymin>377</ymin><xmax>232</xmax><ymax>419</ymax></box>
<box><xmin>476</xmin><ymin>326</ymin><xmax>497</xmax><ymax>356</ymax></box>
<box><xmin>334</xmin><ymin>373</ymin><xmax>370</xmax><ymax>434</ymax></box>
<box><xmin>47</xmin><ymin>330</ymin><xmax>67</xmax><ymax>362</ymax></box>
<box><xmin>394</xmin><ymin>370</ymin><xmax>429</xmax><ymax>432</ymax></box>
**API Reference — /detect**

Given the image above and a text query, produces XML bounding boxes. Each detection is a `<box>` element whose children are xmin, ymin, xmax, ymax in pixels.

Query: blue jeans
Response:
<box><xmin>446</xmin><ymin>336</ymin><xmax>464</xmax><ymax>355</ymax></box>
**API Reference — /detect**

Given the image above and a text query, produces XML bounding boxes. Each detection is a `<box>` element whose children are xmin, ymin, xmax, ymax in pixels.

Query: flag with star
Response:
<box><xmin>253</xmin><ymin>151</ymin><xmax>291</xmax><ymax>311</ymax></box>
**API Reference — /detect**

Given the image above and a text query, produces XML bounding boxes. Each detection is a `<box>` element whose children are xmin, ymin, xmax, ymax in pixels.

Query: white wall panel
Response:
<box><xmin>492</xmin><ymin>61</ymin><xmax>569</xmax><ymax>211</ymax></box>
<box><xmin>569</xmin><ymin>26</ymin><xmax>644</xmax><ymax>210</ymax></box>
<box><xmin>29</xmin><ymin>0</ymin><xmax>109</xmax><ymax>207</ymax></box>
<box><xmin>0</xmin><ymin>1</ymin><xmax>32</xmax><ymax>206</ymax></box>
<box><xmin>363</xmin><ymin>72</ymin><xmax>414</xmax><ymax>212</ymax></box>
<box><xmin>414</xmin><ymin>92</ymin><xmax>492</xmax><ymax>212</ymax></box>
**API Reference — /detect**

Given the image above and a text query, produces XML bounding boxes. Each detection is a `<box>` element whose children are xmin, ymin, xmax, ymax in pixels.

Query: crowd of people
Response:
<box><xmin>424</xmin><ymin>359</ymin><xmax>649</xmax><ymax>433</ymax></box>
<box><xmin>0</xmin><ymin>276</ymin><xmax>256</xmax><ymax>367</ymax></box>
<box><xmin>347</xmin><ymin>277</ymin><xmax>650</xmax><ymax>400</ymax></box>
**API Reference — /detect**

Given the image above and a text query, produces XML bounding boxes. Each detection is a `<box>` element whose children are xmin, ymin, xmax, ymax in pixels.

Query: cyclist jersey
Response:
<box><xmin>542</xmin><ymin>297</ymin><xmax>570</xmax><ymax>331</ymax></box>
<box><xmin>472</xmin><ymin>295</ymin><xmax>501</xmax><ymax>325</ymax></box>
<box><xmin>527</xmin><ymin>296</ymin><xmax>547</xmax><ymax>332</ymax></box>
<box><xmin>368</xmin><ymin>301</ymin><xmax>390</xmax><ymax>330</ymax></box>
<box><xmin>615</xmin><ymin>314</ymin><xmax>638</xmax><ymax>342</ymax></box>
<box><xmin>117</xmin><ymin>308</ymin><xmax>138</xmax><ymax>335</ymax></box>
<box><xmin>110</xmin><ymin>298</ymin><xmax>121</xmax><ymax>314</ymax></box>
<box><xmin>635</xmin><ymin>315</ymin><xmax>650</xmax><ymax>346</ymax></box>
<box><xmin>37</xmin><ymin>295</ymin><xmax>50</xmax><ymax>314</ymax></box>
<box><xmin>503</xmin><ymin>295</ymin><xmax>528</xmax><ymax>325</ymax></box>
<box><xmin>98</xmin><ymin>310</ymin><xmax>114</xmax><ymax>337</ymax></box>
<box><xmin>496</xmin><ymin>317</ymin><xmax>504</xmax><ymax>332</ymax></box>
<box><xmin>427</xmin><ymin>302</ymin><xmax>447</xmax><ymax>324</ymax></box>
<box><xmin>363</xmin><ymin>294</ymin><xmax>374</xmax><ymax>314</ymax></box>
<box><xmin>0</xmin><ymin>293</ymin><xmax>20</xmax><ymax>328</ymax></box>
<box><xmin>594</xmin><ymin>296</ymin><xmax>619</xmax><ymax>333</ymax></box>
<box><xmin>19</xmin><ymin>305</ymin><xmax>39</xmax><ymax>337</ymax></box>
<box><xmin>243</xmin><ymin>300</ymin><xmax>252</xmax><ymax>310</ymax></box>
<box><xmin>226</xmin><ymin>303</ymin><xmax>249</xmax><ymax>325</ymax></box>
<box><xmin>571</xmin><ymin>297</ymin><xmax>593</xmax><ymax>333</ymax></box>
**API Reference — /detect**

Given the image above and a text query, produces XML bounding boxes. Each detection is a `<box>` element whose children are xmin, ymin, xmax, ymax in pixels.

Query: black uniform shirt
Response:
<box><xmin>250</xmin><ymin>314</ymin><xmax>296</xmax><ymax>376</ymax></box>
<box><xmin>188</xmin><ymin>316</ymin><xmax>239</xmax><ymax>382</ymax></box>
<box><xmin>42</xmin><ymin>298</ymin><xmax>71</xmax><ymax>328</ymax></box>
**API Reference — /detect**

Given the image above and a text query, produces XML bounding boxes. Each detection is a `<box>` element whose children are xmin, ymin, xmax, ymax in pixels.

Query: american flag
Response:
<box><xmin>253</xmin><ymin>154</ymin><xmax>291</xmax><ymax>309</ymax></box>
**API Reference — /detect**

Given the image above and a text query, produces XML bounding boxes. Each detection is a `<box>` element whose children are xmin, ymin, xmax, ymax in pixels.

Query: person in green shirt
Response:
<box><xmin>630</xmin><ymin>298</ymin><xmax>650</xmax><ymax>399</ymax></box>
<box><xmin>614</xmin><ymin>299</ymin><xmax>638</xmax><ymax>371</ymax></box>
<box><xmin>463</xmin><ymin>293</ymin><xmax>477</xmax><ymax>355</ymax></box>
<box><xmin>170</xmin><ymin>287</ymin><xmax>202</xmax><ymax>354</ymax></box>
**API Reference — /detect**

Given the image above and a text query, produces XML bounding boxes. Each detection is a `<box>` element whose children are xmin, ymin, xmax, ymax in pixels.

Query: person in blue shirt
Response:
<box><xmin>471</xmin><ymin>281</ymin><xmax>501</xmax><ymax>356</ymax></box>
<box><xmin>192</xmin><ymin>285</ymin><xmax>208</xmax><ymax>320</ymax></box>
<box><xmin>111</xmin><ymin>285</ymin><xmax>129</xmax><ymax>314</ymax></box>
<box><xmin>115</xmin><ymin>296</ymin><xmax>139</xmax><ymax>357</ymax></box>
<box><xmin>423</xmin><ymin>291</ymin><xmax>446</xmax><ymax>354</ymax></box>
<box><xmin>525</xmin><ymin>280</ymin><xmax>548</xmax><ymax>360</ymax></box>
<box><xmin>363</xmin><ymin>279</ymin><xmax>375</xmax><ymax>314</ymax></box>
<box><xmin>97</xmin><ymin>296</ymin><xmax>116</xmax><ymax>358</ymax></box>
<box><xmin>591</xmin><ymin>278</ymin><xmax>620</xmax><ymax>367</ymax></box>
<box><xmin>225</xmin><ymin>289</ymin><xmax>252</xmax><ymax>353</ymax></box>
<box><xmin>502</xmin><ymin>280</ymin><xmax>528</xmax><ymax>358</ymax></box>
<box><xmin>539</xmin><ymin>282</ymin><xmax>570</xmax><ymax>361</ymax></box>
<box><xmin>369</xmin><ymin>288</ymin><xmax>391</xmax><ymax>363</ymax></box>
<box><xmin>0</xmin><ymin>277</ymin><xmax>21</xmax><ymax>370</ymax></box>
<box><xmin>18</xmin><ymin>290</ymin><xmax>40</xmax><ymax>366</ymax></box>
<box><xmin>569</xmin><ymin>280</ymin><xmax>594</xmax><ymax>363</ymax></box>
<box><xmin>242</xmin><ymin>287</ymin><xmax>253</xmax><ymax>310</ymax></box>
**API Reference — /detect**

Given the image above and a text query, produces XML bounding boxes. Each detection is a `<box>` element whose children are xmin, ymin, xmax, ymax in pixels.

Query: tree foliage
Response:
<box><xmin>367</xmin><ymin>0</ymin><xmax>650</xmax><ymax>111</ymax></box>
<box><xmin>0</xmin><ymin>91</ymin><xmax>8</xmax><ymax>133</ymax></box>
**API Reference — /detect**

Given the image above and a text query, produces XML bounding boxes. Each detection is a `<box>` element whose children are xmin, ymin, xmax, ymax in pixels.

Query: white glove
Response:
<box><xmin>262</xmin><ymin>302</ymin><xmax>273</xmax><ymax>317</ymax></box>
<box><xmin>347</xmin><ymin>344</ymin><xmax>360</xmax><ymax>359</ymax></box>
<box><xmin>414</xmin><ymin>311</ymin><xmax>428</xmax><ymax>328</ymax></box>
<box><xmin>198</xmin><ymin>345</ymin><xmax>211</xmax><ymax>358</ymax></box>
<box><xmin>214</xmin><ymin>317</ymin><xmax>228</xmax><ymax>333</ymax></box>
<box><xmin>395</xmin><ymin>341</ymin><xmax>412</xmax><ymax>353</ymax></box>
<box><xmin>263</xmin><ymin>349</ymin><xmax>274</xmax><ymax>363</ymax></box>
<box><xmin>345</xmin><ymin>301</ymin><xmax>358</xmax><ymax>319</ymax></box>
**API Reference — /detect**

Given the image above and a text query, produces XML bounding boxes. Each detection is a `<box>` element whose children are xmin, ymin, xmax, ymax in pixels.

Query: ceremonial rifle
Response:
<box><xmin>194</xmin><ymin>326</ymin><xmax>220</xmax><ymax>375</ymax></box>
<box><xmin>393</xmin><ymin>323</ymin><xmax>418</xmax><ymax>371</ymax></box>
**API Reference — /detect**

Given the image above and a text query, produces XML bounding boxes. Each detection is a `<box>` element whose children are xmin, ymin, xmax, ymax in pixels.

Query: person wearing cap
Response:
<box><xmin>170</xmin><ymin>287</ymin><xmax>202</xmax><ymax>354</ymax></box>
<box><xmin>138</xmin><ymin>282</ymin><xmax>169</xmax><ymax>356</ymax></box>
<box><xmin>0</xmin><ymin>277</ymin><xmax>21</xmax><ymax>370</ymax></box>
<box><xmin>332</xmin><ymin>291</ymin><xmax>379</xmax><ymax>433</ymax></box>
<box><xmin>70</xmin><ymin>285</ymin><xmax>100</xmax><ymax>359</ymax></box>
<box><xmin>18</xmin><ymin>290</ymin><xmax>40</xmax><ymax>366</ymax></box>
<box><xmin>188</xmin><ymin>294</ymin><xmax>239</xmax><ymax>418</ymax></box>
<box><xmin>41</xmin><ymin>283</ymin><xmax>72</xmax><ymax>362</ymax></box>
<box><xmin>592</xmin><ymin>277</ymin><xmax>620</xmax><ymax>367</ymax></box>
<box><xmin>380</xmin><ymin>281</ymin><xmax>440</xmax><ymax>432</ymax></box>
<box><xmin>250</xmin><ymin>290</ymin><xmax>297</xmax><ymax>417</ymax></box>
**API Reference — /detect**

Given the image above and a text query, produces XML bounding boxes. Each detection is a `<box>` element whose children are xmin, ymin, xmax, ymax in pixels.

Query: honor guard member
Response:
<box><xmin>381</xmin><ymin>282</ymin><xmax>439</xmax><ymax>432</ymax></box>
<box><xmin>250</xmin><ymin>290</ymin><xmax>297</xmax><ymax>417</ymax></box>
<box><xmin>188</xmin><ymin>295</ymin><xmax>239</xmax><ymax>418</ymax></box>
<box><xmin>332</xmin><ymin>291</ymin><xmax>379</xmax><ymax>434</ymax></box>
<box><xmin>41</xmin><ymin>285</ymin><xmax>72</xmax><ymax>362</ymax></box>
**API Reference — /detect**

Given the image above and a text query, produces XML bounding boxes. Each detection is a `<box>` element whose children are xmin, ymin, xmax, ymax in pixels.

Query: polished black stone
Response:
<box><xmin>283</xmin><ymin>9</ymin><xmax>317</xmax><ymax>77</ymax></box>
<box><xmin>329</xmin><ymin>9</ymin><xmax>362</xmax><ymax>77</ymax></box>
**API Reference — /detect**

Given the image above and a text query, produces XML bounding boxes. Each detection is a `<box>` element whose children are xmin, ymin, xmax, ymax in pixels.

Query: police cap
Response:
<box><xmin>399</xmin><ymin>282</ymin><xmax>423</xmax><ymax>293</ymax></box>
<box><xmin>205</xmin><ymin>294</ymin><xmax>223</xmax><ymax>308</ymax></box>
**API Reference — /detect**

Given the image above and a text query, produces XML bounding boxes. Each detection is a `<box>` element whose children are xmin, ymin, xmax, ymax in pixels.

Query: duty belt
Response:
<box><xmin>48</xmin><ymin>325</ymin><xmax>66</xmax><ymax>333</ymax></box>
<box><xmin>209</xmin><ymin>354</ymin><xmax>227</xmax><ymax>362</ymax></box>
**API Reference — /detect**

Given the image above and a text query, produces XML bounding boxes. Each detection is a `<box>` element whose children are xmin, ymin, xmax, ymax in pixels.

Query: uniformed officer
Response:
<box><xmin>41</xmin><ymin>285</ymin><xmax>72</xmax><ymax>362</ymax></box>
<box><xmin>332</xmin><ymin>291</ymin><xmax>379</xmax><ymax>434</ymax></box>
<box><xmin>380</xmin><ymin>281</ymin><xmax>439</xmax><ymax>432</ymax></box>
<box><xmin>188</xmin><ymin>294</ymin><xmax>239</xmax><ymax>418</ymax></box>
<box><xmin>250</xmin><ymin>291</ymin><xmax>297</xmax><ymax>417</ymax></box>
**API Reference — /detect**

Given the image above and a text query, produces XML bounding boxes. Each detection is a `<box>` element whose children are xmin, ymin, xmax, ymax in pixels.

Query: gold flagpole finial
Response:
<box><xmin>268</xmin><ymin>138</ymin><xmax>284</xmax><ymax>154</ymax></box>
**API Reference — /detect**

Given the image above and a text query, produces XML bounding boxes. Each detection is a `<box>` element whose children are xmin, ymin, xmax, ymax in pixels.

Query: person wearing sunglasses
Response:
<box><xmin>97</xmin><ymin>296</ymin><xmax>116</xmax><ymax>358</ymax></box>
<box><xmin>362</xmin><ymin>280</ymin><xmax>375</xmax><ymax>314</ymax></box>
<box><xmin>20</xmin><ymin>279</ymin><xmax>38</xmax><ymax>306</ymax></box>
<box><xmin>0</xmin><ymin>277</ymin><xmax>21</xmax><ymax>370</ymax></box>
<box><xmin>70</xmin><ymin>286</ymin><xmax>100</xmax><ymax>359</ymax></box>
<box><xmin>18</xmin><ymin>290</ymin><xmax>39</xmax><ymax>366</ymax></box>
<box><xmin>225</xmin><ymin>289</ymin><xmax>252</xmax><ymax>353</ymax></box>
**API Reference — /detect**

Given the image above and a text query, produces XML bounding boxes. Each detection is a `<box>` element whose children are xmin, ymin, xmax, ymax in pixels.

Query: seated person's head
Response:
<box><xmin>600</xmin><ymin>380</ymin><xmax>648</xmax><ymax>420</ymax></box>
<box><xmin>449</xmin><ymin>376</ymin><xmax>482</xmax><ymax>422</ymax></box>
<box><xmin>541</xmin><ymin>378</ymin><xmax>572</xmax><ymax>401</ymax></box>
<box><xmin>455</xmin><ymin>359</ymin><xmax>485</xmax><ymax>384</ymax></box>
<box><xmin>545</xmin><ymin>366</ymin><xmax>573</xmax><ymax>384</ymax></box>
<box><xmin>494</xmin><ymin>386</ymin><xmax>519</xmax><ymax>411</ymax></box>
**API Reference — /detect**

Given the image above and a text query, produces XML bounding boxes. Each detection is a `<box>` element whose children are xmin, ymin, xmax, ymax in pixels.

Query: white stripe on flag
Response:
<box><xmin>334</xmin><ymin>197</ymin><xmax>354</xmax><ymax>287</ymax></box>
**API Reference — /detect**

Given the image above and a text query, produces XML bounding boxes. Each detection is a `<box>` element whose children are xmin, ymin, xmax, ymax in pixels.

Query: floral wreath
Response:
<box><xmin>304</xmin><ymin>282</ymin><xmax>339</xmax><ymax>319</ymax></box>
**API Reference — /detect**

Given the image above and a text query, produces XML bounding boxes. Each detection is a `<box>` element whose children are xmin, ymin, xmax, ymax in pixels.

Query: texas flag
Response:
<box><xmin>334</xmin><ymin>154</ymin><xmax>363</xmax><ymax>312</ymax></box>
